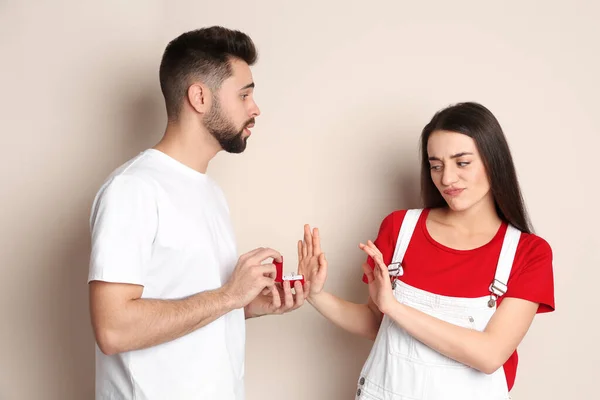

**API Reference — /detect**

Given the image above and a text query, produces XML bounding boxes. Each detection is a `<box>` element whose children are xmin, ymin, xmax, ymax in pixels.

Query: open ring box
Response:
<box><xmin>274</xmin><ymin>257</ymin><xmax>305</xmax><ymax>287</ymax></box>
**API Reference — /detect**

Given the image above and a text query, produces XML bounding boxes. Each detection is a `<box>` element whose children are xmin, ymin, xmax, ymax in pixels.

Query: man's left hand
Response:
<box><xmin>244</xmin><ymin>280</ymin><xmax>309</xmax><ymax>319</ymax></box>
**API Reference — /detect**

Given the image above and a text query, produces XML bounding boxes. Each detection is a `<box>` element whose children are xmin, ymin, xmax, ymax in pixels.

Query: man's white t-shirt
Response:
<box><xmin>88</xmin><ymin>149</ymin><xmax>245</xmax><ymax>400</ymax></box>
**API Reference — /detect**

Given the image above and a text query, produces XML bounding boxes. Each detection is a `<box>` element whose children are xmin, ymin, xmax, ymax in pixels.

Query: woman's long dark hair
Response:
<box><xmin>419</xmin><ymin>102</ymin><xmax>533</xmax><ymax>234</ymax></box>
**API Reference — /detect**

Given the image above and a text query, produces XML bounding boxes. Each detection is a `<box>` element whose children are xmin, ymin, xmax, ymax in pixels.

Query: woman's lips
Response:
<box><xmin>443</xmin><ymin>188</ymin><xmax>465</xmax><ymax>196</ymax></box>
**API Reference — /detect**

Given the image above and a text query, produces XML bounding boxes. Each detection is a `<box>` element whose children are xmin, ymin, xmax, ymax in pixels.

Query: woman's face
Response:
<box><xmin>427</xmin><ymin>130</ymin><xmax>493</xmax><ymax>212</ymax></box>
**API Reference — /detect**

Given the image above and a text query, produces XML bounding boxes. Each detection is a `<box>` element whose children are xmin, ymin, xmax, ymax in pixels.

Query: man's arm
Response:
<box><xmin>89</xmin><ymin>281</ymin><xmax>235</xmax><ymax>355</ymax></box>
<box><xmin>90</xmin><ymin>248</ymin><xmax>280</xmax><ymax>355</ymax></box>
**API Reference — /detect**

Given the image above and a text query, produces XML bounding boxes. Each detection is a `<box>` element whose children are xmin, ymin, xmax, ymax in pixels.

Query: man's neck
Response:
<box><xmin>153</xmin><ymin>121</ymin><xmax>220</xmax><ymax>174</ymax></box>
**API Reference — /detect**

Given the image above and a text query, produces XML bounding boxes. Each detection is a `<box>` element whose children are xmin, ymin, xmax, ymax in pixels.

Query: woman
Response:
<box><xmin>298</xmin><ymin>102</ymin><xmax>555</xmax><ymax>400</ymax></box>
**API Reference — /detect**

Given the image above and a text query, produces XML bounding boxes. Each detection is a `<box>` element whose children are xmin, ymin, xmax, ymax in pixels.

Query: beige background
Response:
<box><xmin>1</xmin><ymin>0</ymin><xmax>598</xmax><ymax>399</ymax></box>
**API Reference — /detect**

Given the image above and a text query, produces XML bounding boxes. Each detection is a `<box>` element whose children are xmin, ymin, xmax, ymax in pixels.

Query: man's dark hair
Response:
<box><xmin>159</xmin><ymin>26</ymin><xmax>258</xmax><ymax>120</ymax></box>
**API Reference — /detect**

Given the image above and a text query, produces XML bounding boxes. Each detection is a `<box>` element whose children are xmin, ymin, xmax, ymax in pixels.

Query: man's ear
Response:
<box><xmin>187</xmin><ymin>83</ymin><xmax>211</xmax><ymax>114</ymax></box>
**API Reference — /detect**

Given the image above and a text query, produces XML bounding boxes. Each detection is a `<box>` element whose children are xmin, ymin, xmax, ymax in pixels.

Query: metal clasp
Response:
<box><xmin>387</xmin><ymin>262</ymin><xmax>404</xmax><ymax>277</ymax></box>
<box><xmin>489</xmin><ymin>279</ymin><xmax>507</xmax><ymax>297</ymax></box>
<box><xmin>388</xmin><ymin>262</ymin><xmax>403</xmax><ymax>290</ymax></box>
<box><xmin>487</xmin><ymin>279</ymin><xmax>507</xmax><ymax>308</ymax></box>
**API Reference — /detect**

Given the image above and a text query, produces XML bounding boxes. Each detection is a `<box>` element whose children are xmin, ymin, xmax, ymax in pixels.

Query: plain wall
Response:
<box><xmin>1</xmin><ymin>1</ymin><xmax>598</xmax><ymax>399</ymax></box>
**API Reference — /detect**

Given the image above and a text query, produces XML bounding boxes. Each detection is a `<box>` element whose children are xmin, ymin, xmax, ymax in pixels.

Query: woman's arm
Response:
<box><xmin>383</xmin><ymin>296</ymin><xmax>537</xmax><ymax>373</ymax></box>
<box><xmin>309</xmin><ymin>291</ymin><xmax>383</xmax><ymax>340</ymax></box>
<box><xmin>298</xmin><ymin>225</ymin><xmax>383</xmax><ymax>340</ymax></box>
<box><xmin>361</xmin><ymin>240</ymin><xmax>539</xmax><ymax>374</ymax></box>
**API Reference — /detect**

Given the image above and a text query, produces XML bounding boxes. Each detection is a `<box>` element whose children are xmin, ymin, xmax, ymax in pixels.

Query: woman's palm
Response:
<box><xmin>298</xmin><ymin>224</ymin><xmax>327</xmax><ymax>296</ymax></box>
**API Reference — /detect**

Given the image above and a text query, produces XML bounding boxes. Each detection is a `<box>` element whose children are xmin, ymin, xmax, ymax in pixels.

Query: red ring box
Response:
<box><xmin>274</xmin><ymin>257</ymin><xmax>305</xmax><ymax>287</ymax></box>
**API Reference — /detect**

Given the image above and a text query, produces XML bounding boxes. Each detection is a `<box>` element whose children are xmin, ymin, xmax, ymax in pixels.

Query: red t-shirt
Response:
<box><xmin>362</xmin><ymin>208</ymin><xmax>555</xmax><ymax>391</ymax></box>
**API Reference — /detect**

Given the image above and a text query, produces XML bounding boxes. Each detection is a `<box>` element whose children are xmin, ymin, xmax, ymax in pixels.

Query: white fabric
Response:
<box><xmin>88</xmin><ymin>149</ymin><xmax>244</xmax><ymax>400</ymax></box>
<box><xmin>356</xmin><ymin>210</ymin><xmax>521</xmax><ymax>400</ymax></box>
<box><xmin>491</xmin><ymin>225</ymin><xmax>521</xmax><ymax>294</ymax></box>
<box><xmin>389</xmin><ymin>209</ymin><xmax>422</xmax><ymax>276</ymax></box>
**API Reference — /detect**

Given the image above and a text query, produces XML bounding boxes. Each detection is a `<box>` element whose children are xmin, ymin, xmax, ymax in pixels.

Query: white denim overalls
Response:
<box><xmin>356</xmin><ymin>209</ymin><xmax>521</xmax><ymax>400</ymax></box>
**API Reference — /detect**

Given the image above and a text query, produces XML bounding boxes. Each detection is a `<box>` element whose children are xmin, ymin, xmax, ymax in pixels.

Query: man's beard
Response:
<box><xmin>204</xmin><ymin>98</ymin><xmax>254</xmax><ymax>154</ymax></box>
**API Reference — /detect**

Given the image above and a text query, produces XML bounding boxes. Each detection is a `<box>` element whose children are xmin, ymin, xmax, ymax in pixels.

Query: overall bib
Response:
<box><xmin>356</xmin><ymin>209</ymin><xmax>520</xmax><ymax>400</ymax></box>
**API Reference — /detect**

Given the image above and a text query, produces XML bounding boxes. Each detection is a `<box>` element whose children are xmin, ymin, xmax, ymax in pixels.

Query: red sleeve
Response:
<box><xmin>361</xmin><ymin>210</ymin><xmax>405</xmax><ymax>284</ymax></box>
<box><xmin>504</xmin><ymin>235</ymin><xmax>556</xmax><ymax>313</ymax></box>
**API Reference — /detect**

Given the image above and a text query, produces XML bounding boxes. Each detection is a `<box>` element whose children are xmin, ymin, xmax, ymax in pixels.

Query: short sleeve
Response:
<box><xmin>504</xmin><ymin>236</ymin><xmax>556</xmax><ymax>313</ymax></box>
<box><xmin>361</xmin><ymin>211</ymin><xmax>404</xmax><ymax>284</ymax></box>
<box><xmin>88</xmin><ymin>175</ymin><xmax>158</xmax><ymax>286</ymax></box>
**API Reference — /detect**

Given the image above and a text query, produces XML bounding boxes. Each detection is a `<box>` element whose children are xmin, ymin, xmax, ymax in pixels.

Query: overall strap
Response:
<box><xmin>389</xmin><ymin>209</ymin><xmax>423</xmax><ymax>277</ymax></box>
<box><xmin>488</xmin><ymin>224</ymin><xmax>521</xmax><ymax>307</ymax></box>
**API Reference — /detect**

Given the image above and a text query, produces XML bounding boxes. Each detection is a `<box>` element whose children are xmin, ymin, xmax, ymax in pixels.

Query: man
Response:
<box><xmin>88</xmin><ymin>26</ymin><xmax>306</xmax><ymax>399</ymax></box>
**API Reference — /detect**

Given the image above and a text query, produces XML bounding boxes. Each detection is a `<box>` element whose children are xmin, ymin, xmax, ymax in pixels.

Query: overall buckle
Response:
<box><xmin>489</xmin><ymin>279</ymin><xmax>507</xmax><ymax>297</ymax></box>
<box><xmin>487</xmin><ymin>279</ymin><xmax>507</xmax><ymax>308</ymax></box>
<box><xmin>387</xmin><ymin>262</ymin><xmax>404</xmax><ymax>277</ymax></box>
